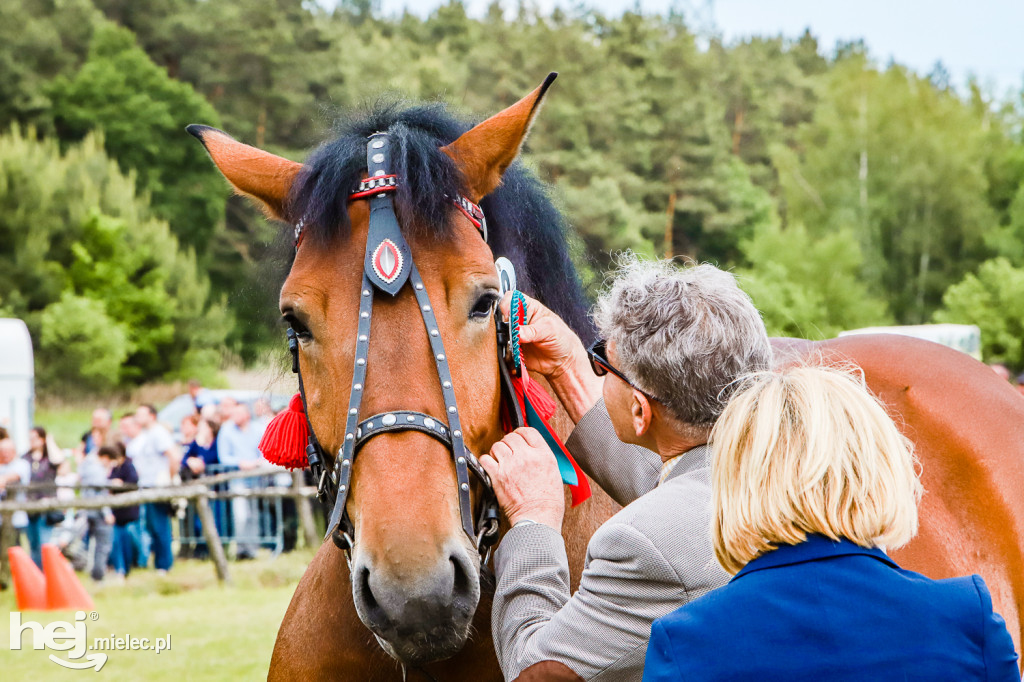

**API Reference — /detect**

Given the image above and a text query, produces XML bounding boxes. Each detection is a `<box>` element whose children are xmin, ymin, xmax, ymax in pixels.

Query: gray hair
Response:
<box><xmin>593</xmin><ymin>254</ymin><xmax>772</xmax><ymax>428</ymax></box>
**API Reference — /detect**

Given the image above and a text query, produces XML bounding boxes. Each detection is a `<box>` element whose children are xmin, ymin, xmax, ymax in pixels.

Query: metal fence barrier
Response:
<box><xmin>177</xmin><ymin>465</ymin><xmax>289</xmax><ymax>558</ymax></box>
<box><xmin>0</xmin><ymin>467</ymin><xmax>322</xmax><ymax>586</ymax></box>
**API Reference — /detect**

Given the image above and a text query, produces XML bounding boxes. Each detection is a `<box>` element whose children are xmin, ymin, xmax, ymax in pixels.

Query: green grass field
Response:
<box><xmin>1</xmin><ymin>549</ymin><xmax>312</xmax><ymax>680</ymax></box>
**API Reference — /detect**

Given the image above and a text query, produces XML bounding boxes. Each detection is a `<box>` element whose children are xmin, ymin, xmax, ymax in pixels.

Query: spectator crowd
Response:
<box><xmin>0</xmin><ymin>380</ymin><xmax>292</xmax><ymax>586</ymax></box>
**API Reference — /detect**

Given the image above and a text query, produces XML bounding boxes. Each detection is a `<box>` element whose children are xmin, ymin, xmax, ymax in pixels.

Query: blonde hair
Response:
<box><xmin>710</xmin><ymin>364</ymin><xmax>922</xmax><ymax>575</ymax></box>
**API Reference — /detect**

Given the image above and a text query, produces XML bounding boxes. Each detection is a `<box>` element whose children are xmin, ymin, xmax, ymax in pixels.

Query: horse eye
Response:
<box><xmin>469</xmin><ymin>293</ymin><xmax>498</xmax><ymax>321</ymax></box>
<box><xmin>283</xmin><ymin>313</ymin><xmax>313</xmax><ymax>341</ymax></box>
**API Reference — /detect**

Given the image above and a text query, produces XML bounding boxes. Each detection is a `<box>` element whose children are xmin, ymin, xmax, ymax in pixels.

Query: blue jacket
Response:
<box><xmin>643</xmin><ymin>535</ymin><xmax>1019</xmax><ymax>681</ymax></box>
<box><xmin>184</xmin><ymin>440</ymin><xmax>219</xmax><ymax>467</ymax></box>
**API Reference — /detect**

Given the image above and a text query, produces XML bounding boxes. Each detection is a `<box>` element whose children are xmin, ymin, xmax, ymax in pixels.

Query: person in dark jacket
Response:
<box><xmin>181</xmin><ymin>418</ymin><xmax>219</xmax><ymax>479</ymax></box>
<box><xmin>643</xmin><ymin>365</ymin><xmax>1020</xmax><ymax>682</ymax></box>
<box><xmin>98</xmin><ymin>444</ymin><xmax>139</xmax><ymax>578</ymax></box>
<box><xmin>180</xmin><ymin>418</ymin><xmax>220</xmax><ymax>558</ymax></box>
<box><xmin>23</xmin><ymin>426</ymin><xmax>65</xmax><ymax>568</ymax></box>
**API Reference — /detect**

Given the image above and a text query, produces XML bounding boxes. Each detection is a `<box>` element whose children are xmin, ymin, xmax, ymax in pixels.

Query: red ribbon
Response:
<box><xmin>505</xmin><ymin>372</ymin><xmax>592</xmax><ymax>507</ymax></box>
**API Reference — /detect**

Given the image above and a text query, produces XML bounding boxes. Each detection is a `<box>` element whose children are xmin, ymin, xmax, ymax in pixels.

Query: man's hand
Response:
<box><xmin>500</xmin><ymin>292</ymin><xmax>584</xmax><ymax>380</ymax></box>
<box><xmin>499</xmin><ymin>292</ymin><xmax>604</xmax><ymax>423</ymax></box>
<box><xmin>480</xmin><ymin>427</ymin><xmax>565</xmax><ymax>530</ymax></box>
<box><xmin>186</xmin><ymin>458</ymin><xmax>205</xmax><ymax>475</ymax></box>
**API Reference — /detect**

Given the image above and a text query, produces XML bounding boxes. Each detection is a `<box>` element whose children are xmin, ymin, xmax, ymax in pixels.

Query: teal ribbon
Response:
<box><xmin>524</xmin><ymin>395</ymin><xmax>578</xmax><ymax>486</ymax></box>
<box><xmin>509</xmin><ymin>289</ymin><xmax>578</xmax><ymax>487</ymax></box>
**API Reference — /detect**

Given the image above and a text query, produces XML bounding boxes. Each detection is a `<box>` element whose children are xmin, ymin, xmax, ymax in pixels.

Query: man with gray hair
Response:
<box><xmin>480</xmin><ymin>256</ymin><xmax>772</xmax><ymax>681</ymax></box>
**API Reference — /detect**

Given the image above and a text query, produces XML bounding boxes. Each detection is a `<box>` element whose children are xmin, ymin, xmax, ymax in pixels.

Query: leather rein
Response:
<box><xmin>286</xmin><ymin>132</ymin><xmax>524</xmax><ymax>569</ymax></box>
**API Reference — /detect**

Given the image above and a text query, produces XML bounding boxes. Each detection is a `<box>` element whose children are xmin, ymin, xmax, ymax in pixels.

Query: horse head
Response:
<box><xmin>189</xmin><ymin>75</ymin><xmax>589</xmax><ymax>665</ymax></box>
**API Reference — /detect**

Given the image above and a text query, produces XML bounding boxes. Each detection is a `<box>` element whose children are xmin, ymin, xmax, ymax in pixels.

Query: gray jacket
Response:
<box><xmin>492</xmin><ymin>398</ymin><xmax>729</xmax><ymax>681</ymax></box>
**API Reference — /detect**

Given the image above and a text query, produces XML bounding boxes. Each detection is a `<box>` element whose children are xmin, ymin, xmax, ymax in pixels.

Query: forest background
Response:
<box><xmin>4</xmin><ymin>0</ymin><xmax>1024</xmax><ymax>396</ymax></box>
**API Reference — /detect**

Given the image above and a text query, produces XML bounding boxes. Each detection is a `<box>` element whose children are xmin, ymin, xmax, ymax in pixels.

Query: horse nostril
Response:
<box><xmin>356</xmin><ymin>565</ymin><xmax>387</xmax><ymax>628</ymax></box>
<box><xmin>450</xmin><ymin>551</ymin><xmax>475</xmax><ymax>612</ymax></box>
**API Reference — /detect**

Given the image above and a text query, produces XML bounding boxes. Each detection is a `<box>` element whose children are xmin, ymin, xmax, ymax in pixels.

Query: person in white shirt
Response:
<box><xmin>132</xmin><ymin>405</ymin><xmax>180</xmax><ymax>573</ymax></box>
<box><xmin>217</xmin><ymin>404</ymin><xmax>267</xmax><ymax>559</ymax></box>
<box><xmin>0</xmin><ymin>438</ymin><xmax>31</xmax><ymax>552</ymax></box>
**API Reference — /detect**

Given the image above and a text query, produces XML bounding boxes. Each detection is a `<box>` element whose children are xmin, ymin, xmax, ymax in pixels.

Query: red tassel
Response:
<box><xmin>258</xmin><ymin>393</ymin><xmax>310</xmax><ymax>470</ymax></box>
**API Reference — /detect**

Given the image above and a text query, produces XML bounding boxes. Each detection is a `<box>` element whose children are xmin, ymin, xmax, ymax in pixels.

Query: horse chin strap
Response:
<box><xmin>289</xmin><ymin>132</ymin><xmax>512</xmax><ymax>570</ymax></box>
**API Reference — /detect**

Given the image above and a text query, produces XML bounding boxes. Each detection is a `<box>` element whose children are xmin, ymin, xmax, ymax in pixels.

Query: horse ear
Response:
<box><xmin>441</xmin><ymin>72</ymin><xmax>557</xmax><ymax>202</ymax></box>
<box><xmin>186</xmin><ymin>124</ymin><xmax>301</xmax><ymax>221</ymax></box>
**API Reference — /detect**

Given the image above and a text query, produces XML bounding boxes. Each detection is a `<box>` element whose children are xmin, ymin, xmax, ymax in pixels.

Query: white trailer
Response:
<box><xmin>0</xmin><ymin>319</ymin><xmax>34</xmax><ymax>452</ymax></box>
<box><xmin>838</xmin><ymin>323</ymin><xmax>982</xmax><ymax>360</ymax></box>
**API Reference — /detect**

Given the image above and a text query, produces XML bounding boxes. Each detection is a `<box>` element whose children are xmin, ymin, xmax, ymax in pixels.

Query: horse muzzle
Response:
<box><xmin>351</xmin><ymin>539</ymin><xmax>480</xmax><ymax>664</ymax></box>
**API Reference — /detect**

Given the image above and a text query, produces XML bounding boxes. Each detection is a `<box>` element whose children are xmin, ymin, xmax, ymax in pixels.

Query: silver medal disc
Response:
<box><xmin>494</xmin><ymin>256</ymin><xmax>517</xmax><ymax>296</ymax></box>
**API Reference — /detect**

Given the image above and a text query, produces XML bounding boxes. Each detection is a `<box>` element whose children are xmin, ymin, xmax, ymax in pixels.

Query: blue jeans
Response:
<box><xmin>134</xmin><ymin>507</ymin><xmax>150</xmax><ymax>568</ymax></box>
<box><xmin>25</xmin><ymin>514</ymin><xmax>52</xmax><ymax>569</ymax></box>
<box><xmin>143</xmin><ymin>503</ymin><xmax>174</xmax><ymax>571</ymax></box>
<box><xmin>111</xmin><ymin>522</ymin><xmax>138</xmax><ymax>575</ymax></box>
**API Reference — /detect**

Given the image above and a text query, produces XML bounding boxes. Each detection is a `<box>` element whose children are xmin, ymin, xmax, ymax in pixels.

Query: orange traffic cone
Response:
<box><xmin>8</xmin><ymin>546</ymin><xmax>47</xmax><ymax>611</ymax></box>
<box><xmin>42</xmin><ymin>544</ymin><xmax>94</xmax><ymax>611</ymax></box>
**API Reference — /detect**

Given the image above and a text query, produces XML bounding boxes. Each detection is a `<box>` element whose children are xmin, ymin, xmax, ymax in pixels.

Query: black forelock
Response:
<box><xmin>286</xmin><ymin>101</ymin><xmax>467</xmax><ymax>244</ymax></box>
<box><xmin>285</xmin><ymin>100</ymin><xmax>594</xmax><ymax>340</ymax></box>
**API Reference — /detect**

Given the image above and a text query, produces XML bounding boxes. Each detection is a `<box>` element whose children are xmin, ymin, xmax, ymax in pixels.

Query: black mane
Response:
<box><xmin>286</xmin><ymin>101</ymin><xmax>593</xmax><ymax>340</ymax></box>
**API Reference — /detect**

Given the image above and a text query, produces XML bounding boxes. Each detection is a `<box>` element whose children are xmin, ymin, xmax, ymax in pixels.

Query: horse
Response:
<box><xmin>188</xmin><ymin>77</ymin><xmax>1024</xmax><ymax>680</ymax></box>
<box><xmin>189</xmin><ymin>77</ymin><xmax>620</xmax><ymax>680</ymax></box>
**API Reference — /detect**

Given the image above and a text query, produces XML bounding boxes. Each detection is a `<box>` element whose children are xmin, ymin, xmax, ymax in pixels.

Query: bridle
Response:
<box><xmin>286</xmin><ymin>132</ymin><xmax>524</xmax><ymax>570</ymax></box>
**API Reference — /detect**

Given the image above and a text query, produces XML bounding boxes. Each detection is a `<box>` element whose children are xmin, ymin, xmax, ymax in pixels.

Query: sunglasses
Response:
<box><xmin>587</xmin><ymin>338</ymin><xmax>659</xmax><ymax>401</ymax></box>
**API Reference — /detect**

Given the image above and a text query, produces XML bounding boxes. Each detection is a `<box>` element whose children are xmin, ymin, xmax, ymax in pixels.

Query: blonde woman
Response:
<box><xmin>643</xmin><ymin>365</ymin><xmax>1019</xmax><ymax>682</ymax></box>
